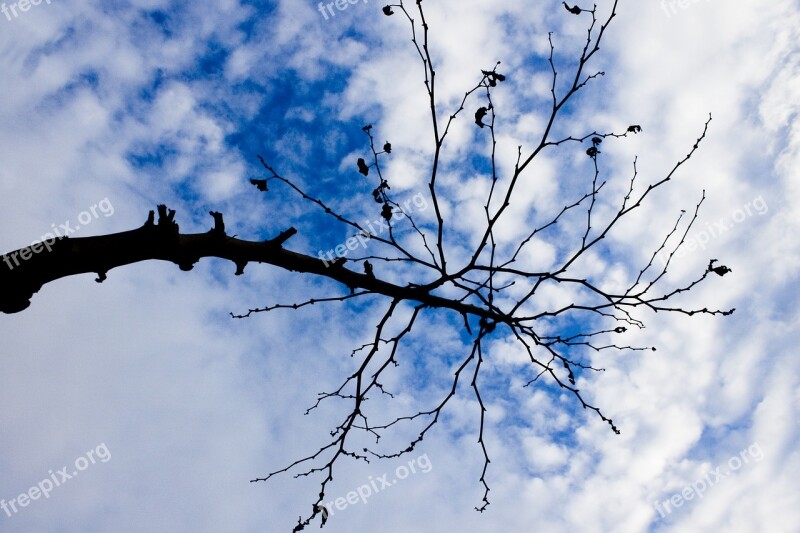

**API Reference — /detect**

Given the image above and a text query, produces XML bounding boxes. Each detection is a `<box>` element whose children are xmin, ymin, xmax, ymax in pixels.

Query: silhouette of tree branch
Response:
<box><xmin>0</xmin><ymin>206</ymin><xmax>502</xmax><ymax>320</ymax></box>
<box><xmin>1</xmin><ymin>1</ymin><xmax>736</xmax><ymax>530</ymax></box>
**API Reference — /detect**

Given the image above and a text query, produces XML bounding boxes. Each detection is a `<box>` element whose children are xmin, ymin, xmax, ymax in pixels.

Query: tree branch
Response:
<box><xmin>0</xmin><ymin>205</ymin><xmax>503</xmax><ymax>320</ymax></box>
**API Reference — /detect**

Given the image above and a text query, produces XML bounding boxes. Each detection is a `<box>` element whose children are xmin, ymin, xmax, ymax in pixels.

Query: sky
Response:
<box><xmin>0</xmin><ymin>0</ymin><xmax>798</xmax><ymax>532</ymax></box>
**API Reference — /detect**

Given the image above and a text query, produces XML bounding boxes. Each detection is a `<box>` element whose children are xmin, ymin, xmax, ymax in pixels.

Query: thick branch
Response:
<box><xmin>0</xmin><ymin>205</ymin><xmax>499</xmax><ymax>319</ymax></box>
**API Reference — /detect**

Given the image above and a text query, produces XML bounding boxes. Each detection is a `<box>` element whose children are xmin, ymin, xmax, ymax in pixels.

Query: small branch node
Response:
<box><xmin>209</xmin><ymin>211</ymin><xmax>225</xmax><ymax>236</ymax></box>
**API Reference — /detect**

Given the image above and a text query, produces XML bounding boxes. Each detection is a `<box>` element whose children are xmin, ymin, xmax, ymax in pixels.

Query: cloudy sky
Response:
<box><xmin>1</xmin><ymin>0</ymin><xmax>798</xmax><ymax>531</ymax></box>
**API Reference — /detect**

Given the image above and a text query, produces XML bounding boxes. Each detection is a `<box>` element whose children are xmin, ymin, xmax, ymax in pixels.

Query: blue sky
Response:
<box><xmin>1</xmin><ymin>0</ymin><xmax>798</xmax><ymax>532</ymax></box>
